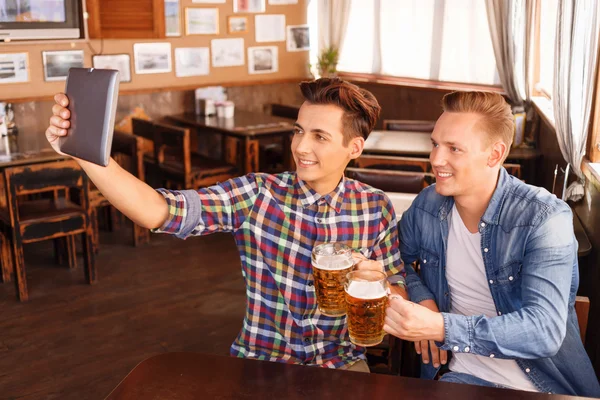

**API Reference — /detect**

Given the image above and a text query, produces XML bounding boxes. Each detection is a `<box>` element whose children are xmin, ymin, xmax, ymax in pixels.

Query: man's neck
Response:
<box><xmin>303</xmin><ymin>175</ymin><xmax>343</xmax><ymax>196</ymax></box>
<box><xmin>454</xmin><ymin>174</ymin><xmax>499</xmax><ymax>234</ymax></box>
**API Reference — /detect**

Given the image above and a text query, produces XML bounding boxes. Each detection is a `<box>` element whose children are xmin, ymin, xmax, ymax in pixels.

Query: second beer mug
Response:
<box><xmin>345</xmin><ymin>270</ymin><xmax>388</xmax><ymax>347</ymax></box>
<box><xmin>312</xmin><ymin>243</ymin><xmax>354</xmax><ymax>317</ymax></box>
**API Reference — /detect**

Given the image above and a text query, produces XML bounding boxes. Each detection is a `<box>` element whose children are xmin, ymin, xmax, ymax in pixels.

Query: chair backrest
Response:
<box><xmin>346</xmin><ymin>167</ymin><xmax>433</xmax><ymax>194</ymax></box>
<box><xmin>383</xmin><ymin>119</ymin><xmax>436</xmax><ymax>132</ymax></box>
<box><xmin>112</xmin><ymin>130</ymin><xmax>146</xmax><ymax>180</ymax></box>
<box><xmin>153</xmin><ymin>121</ymin><xmax>193</xmax><ymax>182</ymax></box>
<box><xmin>5</xmin><ymin>159</ymin><xmax>85</xmax><ymax>198</ymax></box>
<box><xmin>354</xmin><ymin>155</ymin><xmax>431</xmax><ymax>173</ymax></box>
<box><xmin>269</xmin><ymin>103</ymin><xmax>300</xmax><ymax>120</ymax></box>
<box><xmin>504</xmin><ymin>163</ymin><xmax>522</xmax><ymax>179</ymax></box>
<box><xmin>132</xmin><ymin>117</ymin><xmax>157</xmax><ymax>157</ymax></box>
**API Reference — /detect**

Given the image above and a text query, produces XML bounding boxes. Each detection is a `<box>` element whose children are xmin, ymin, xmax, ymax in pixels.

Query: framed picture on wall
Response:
<box><xmin>268</xmin><ymin>0</ymin><xmax>297</xmax><ymax>4</ymax></box>
<box><xmin>185</xmin><ymin>8</ymin><xmax>219</xmax><ymax>35</ymax></box>
<box><xmin>133</xmin><ymin>43</ymin><xmax>172</xmax><ymax>74</ymax></box>
<box><xmin>92</xmin><ymin>54</ymin><xmax>132</xmax><ymax>82</ymax></box>
<box><xmin>211</xmin><ymin>38</ymin><xmax>245</xmax><ymax>67</ymax></box>
<box><xmin>42</xmin><ymin>50</ymin><xmax>85</xmax><ymax>82</ymax></box>
<box><xmin>248</xmin><ymin>46</ymin><xmax>278</xmax><ymax>74</ymax></box>
<box><xmin>0</xmin><ymin>52</ymin><xmax>29</xmax><ymax>84</ymax></box>
<box><xmin>175</xmin><ymin>47</ymin><xmax>210</xmax><ymax>77</ymax></box>
<box><xmin>254</xmin><ymin>14</ymin><xmax>285</xmax><ymax>42</ymax></box>
<box><xmin>286</xmin><ymin>25</ymin><xmax>309</xmax><ymax>51</ymax></box>
<box><xmin>165</xmin><ymin>0</ymin><xmax>181</xmax><ymax>37</ymax></box>
<box><xmin>227</xmin><ymin>16</ymin><xmax>248</xmax><ymax>33</ymax></box>
<box><xmin>233</xmin><ymin>0</ymin><xmax>265</xmax><ymax>13</ymax></box>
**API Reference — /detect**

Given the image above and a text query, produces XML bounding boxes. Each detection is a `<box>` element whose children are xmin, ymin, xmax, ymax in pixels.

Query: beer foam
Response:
<box><xmin>346</xmin><ymin>280</ymin><xmax>387</xmax><ymax>299</ymax></box>
<box><xmin>314</xmin><ymin>255</ymin><xmax>353</xmax><ymax>270</ymax></box>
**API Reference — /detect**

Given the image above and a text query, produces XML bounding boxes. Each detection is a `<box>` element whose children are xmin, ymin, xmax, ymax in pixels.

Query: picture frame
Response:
<box><xmin>92</xmin><ymin>54</ymin><xmax>132</xmax><ymax>82</ymax></box>
<box><xmin>227</xmin><ymin>16</ymin><xmax>248</xmax><ymax>34</ymax></box>
<box><xmin>185</xmin><ymin>8</ymin><xmax>219</xmax><ymax>35</ymax></box>
<box><xmin>133</xmin><ymin>42</ymin><xmax>172</xmax><ymax>74</ymax></box>
<box><xmin>165</xmin><ymin>0</ymin><xmax>181</xmax><ymax>37</ymax></box>
<box><xmin>0</xmin><ymin>52</ymin><xmax>29</xmax><ymax>84</ymax></box>
<box><xmin>268</xmin><ymin>0</ymin><xmax>297</xmax><ymax>4</ymax></box>
<box><xmin>233</xmin><ymin>0</ymin><xmax>266</xmax><ymax>13</ymax></box>
<box><xmin>211</xmin><ymin>38</ymin><xmax>245</xmax><ymax>67</ymax></box>
<box><xmin>248</xmin><ymin>46</ymin><xmax>278</xmax><ymax>74</ymax></box>
<box><xmin>254</xmin><ymin>14</ymin><xmax>285</xmax><ymax>42</ymax></box>
<box><xmin>286</xmin><ymin>25</ymin><xmax>310</xmax><ymax>51</ymax></box>
<box><xmin>175</xmin><ymin>47</ymin><xmax>210</xmax><ymax>77</ymax></box>
<box><xmin>42</xmin><ymin>50</ymin><xmax>85</xmax><ymax>82</ymax></box>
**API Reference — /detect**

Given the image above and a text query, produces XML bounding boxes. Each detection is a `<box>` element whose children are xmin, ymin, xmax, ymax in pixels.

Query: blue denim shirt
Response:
<box><xmin>400</xmin><ymin>168</ymin><xmax>600</xmax><ymax>397</ymax></box>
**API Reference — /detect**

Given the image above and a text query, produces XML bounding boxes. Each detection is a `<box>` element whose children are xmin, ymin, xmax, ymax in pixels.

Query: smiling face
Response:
<box><xmin>291</xmin><ymin>101</ymin><xmax>364</xmax><ymax>195</ymax></box>
<box><xmin>430</xmin><ymin>111</ymin><xmax>505</xmax><ymax>201</ymax></box>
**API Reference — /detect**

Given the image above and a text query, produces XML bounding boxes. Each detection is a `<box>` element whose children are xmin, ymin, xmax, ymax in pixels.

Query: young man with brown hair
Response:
<box><xmin>384</xmin><ymin>91</ymin><xmax>600</xmax><ymax>396</ymax></box>
<box><xmin>45</xmin><ymin>78</ymin><xmax>405</xmax><ymax>372</ymax></box>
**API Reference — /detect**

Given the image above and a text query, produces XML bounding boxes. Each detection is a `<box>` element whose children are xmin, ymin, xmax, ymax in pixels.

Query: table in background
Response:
<box><xmin>167</xmin><ymin>111</ymin><xmax>295</xmax><ymax>174</ymax></box>
<box><xmin>386</xmin><ymin>192</ymin><xmax>417</xmax><ymax>219</ymax></box>
<box><xmin>363</xmin><ymin>130</ymin><xmax>542</xmax><ymax>184</ymax></box>
<box><xmin>105</xmin><ymin>352</ymin><xmax>583</xmax><ymax>400</ymax></box>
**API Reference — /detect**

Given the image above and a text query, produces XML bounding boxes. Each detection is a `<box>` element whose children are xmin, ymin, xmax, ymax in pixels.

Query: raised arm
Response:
<box><xmin>46</xmin><ymin>93</ymin><xmax>168</xmax><ymax>229</ymax></box>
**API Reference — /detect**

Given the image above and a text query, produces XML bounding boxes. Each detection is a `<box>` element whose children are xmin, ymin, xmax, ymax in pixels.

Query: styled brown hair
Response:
<box><xmin>441</xmin><ymin>91</ymin><xmax>514</xmax><ymax>162</ymax></box>
<box><xmin>299</xmin><ymin>78</ymin><xmax>381</xmax><ymax>145</ymax></box>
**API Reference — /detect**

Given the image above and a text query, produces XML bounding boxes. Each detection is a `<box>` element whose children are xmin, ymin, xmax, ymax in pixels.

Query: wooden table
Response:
<box><xmin>386</xmin><ymin>192</ymin><xmax>417</xmax><ymax>219</ymax></box>
<box><xmin>363</xmin><ymin>130</ymin><xmax>543</xmax><ymax>183</ymax></box>
<box><xmin>167</xmin><ymin>111</ymin><xmax>295</xmax><ymax>174</ymax></box>
<box><xmin>105</xmin><ymin>352</ymin><xmax>584</xmax><ymax>400</ymax></box>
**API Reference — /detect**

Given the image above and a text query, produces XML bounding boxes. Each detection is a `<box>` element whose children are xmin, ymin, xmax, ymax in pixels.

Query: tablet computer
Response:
<box><xmin>59</xmin><ymin>67</ymin><xmax>120</xmax><ymax>167</ymax></box>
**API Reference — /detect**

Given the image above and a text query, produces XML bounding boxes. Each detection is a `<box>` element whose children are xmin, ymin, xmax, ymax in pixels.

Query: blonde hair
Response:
<box><xmin>441</xmin><ymin>91</ymin><xmax>514</xmax><ymax>162</ymax></box>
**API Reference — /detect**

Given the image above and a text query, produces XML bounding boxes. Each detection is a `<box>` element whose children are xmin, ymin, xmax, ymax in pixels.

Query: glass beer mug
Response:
<box><xmin>344</xmin><ymin>270</ymin><xmax>388</xmax><ymax>347</ymax></box>
<box><xmin>311</xmin><ymin>242</ymin><xmax>354</xmax><ymax>317</ymax></box>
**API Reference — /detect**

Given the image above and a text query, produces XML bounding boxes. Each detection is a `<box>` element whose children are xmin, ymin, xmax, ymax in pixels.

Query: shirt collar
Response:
<box><xmin>438</xmin><ymin>167</ymin><xmax>511</xmax><ymax>225</ymax></box>
<box><xmin>295</xmin><ymin>174</ymin><xmax>345</xmax><ymax>213</ymax></box>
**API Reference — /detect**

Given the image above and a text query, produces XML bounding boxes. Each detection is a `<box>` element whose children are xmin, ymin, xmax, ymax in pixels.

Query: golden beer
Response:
<box><xmin>344</xmin><ymin>270</ymin><xmax>388</xmax><ymax>347</ymax></box>
<box><xmin>312</xmin><ymin>243</ymin><xmax>354</xmax><ymax>317</ymax></box>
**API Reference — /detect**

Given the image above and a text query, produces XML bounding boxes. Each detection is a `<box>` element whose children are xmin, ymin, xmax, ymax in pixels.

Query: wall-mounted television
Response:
<box><xmin>0</xmin><ymin>0</ymin><xmax>83</xmax><ymax>41</ymax></box>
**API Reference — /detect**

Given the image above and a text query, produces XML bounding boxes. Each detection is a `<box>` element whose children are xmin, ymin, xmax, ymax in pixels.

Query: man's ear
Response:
<box><xmin>349</xmin><ymin>136</ymin><xmax>365</xmax><ymax>160</ymax></box>
<box><xmin>488</xmin><ymin>140</ymin><xmax>507</xmax><ymax>167</ymax></box>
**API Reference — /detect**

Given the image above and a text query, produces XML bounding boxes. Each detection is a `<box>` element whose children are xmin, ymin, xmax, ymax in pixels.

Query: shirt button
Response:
<box><xmin>525</xmin><ymin>368</ymin><xmax>531</xmax><ymax>373</ymax></box>
<box><xmin>453</xmin><ymin>346</ymin><xmax>459</xmax><ymax>351</ymax></box>
<box><xmin>304</xmin><ymin>337</ymin><xmax>311</xmax><ymax>344</ymax></box>
<box><xmin>464</xmin><ymin>346</ymin><xmax>470</xmax><ymax>353</ymax></box>
<box><xmin>315</xmin><ymin>218</ymin><xmax>321</xmax><ymax>223</ymax></box>
<box><xmin>498</xmin><ymin>311</ymin><xmax>502</xmax><ymax>316</ymax></box>
<box><xmin>508</xmin><ymin>276</ymin><xmax>514</xmax><ymax>281</ymax></box>
<box><xmin>319</xmin><ymin>198</ymin><xmax>326</xmax><ymax>204</ymax></box>
<box><xmin>423</xmin><ymin>259</ymin><xmax>427</xmax><ymax>264</ymax></box>
<box><xmin>303</xmin><ymin>315</ymin><xmax>310</xmax><ymax>320</ymax></box>
<box><xmin>484</xmin><ymin>248</ymin><xmax>489</xmax><ymax>253</ymax></box>
<box><xmin>490</xmin><ymin>353</ymin><xmax>495</xmax><ymax>358</ymax></box>
<box><xmin>308</xmin><ymin>281</ymin><xmax>314</xmax><ymax>287</ymax></box>
<box><xmin>444</xmin><ymin>292</ymin><xmax>449</xmax><ymax>297</ymax></box>
<box><xmin>480</xmin><ymin>222</ymin><xmax>486</xmax><ymax>228</ymax></box>
<box><xmin>489</xmin><ymin>279</ymin><xmax>494</xmax><ymax>284</ymax></box>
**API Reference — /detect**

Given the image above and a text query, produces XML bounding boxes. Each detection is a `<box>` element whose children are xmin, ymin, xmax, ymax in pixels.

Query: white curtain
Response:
<box><xmin>318</xmin><ymin>0</ymin><xmax>352</xmax><ymax>54</ymax></box>
<box><xmin>485</xmin><ymin>0</ymin><xmax>533</xmax><ymax>107</ymax></box>
<box><xmin>553</xmin><ymin>0</ymin><xmax>600</xmax><ymax>201</ymax></box>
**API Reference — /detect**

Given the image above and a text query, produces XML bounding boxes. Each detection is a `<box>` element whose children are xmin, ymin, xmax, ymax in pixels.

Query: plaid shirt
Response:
<box><xmin>155</xmin><ymin>172</ymin><xmax>403</xmax><ymax>368</ymax></box>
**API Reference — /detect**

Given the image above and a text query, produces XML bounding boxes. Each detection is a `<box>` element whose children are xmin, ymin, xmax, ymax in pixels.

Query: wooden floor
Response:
<box><xmin>0</xmin><ymin>228</ymin><xmax>246</xmax><ymax>400</ymax></box>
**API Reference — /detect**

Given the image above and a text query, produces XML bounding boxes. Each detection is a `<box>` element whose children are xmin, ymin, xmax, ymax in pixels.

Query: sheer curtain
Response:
<box><xmin>317</xmin><ymin>0</ymin><xmax>352</xmax><ymax>55</ymax></box>
<box><xmin>485</xmin><ymin>0</ymin><xmax>534</xmax><ymax>107</ymax></box>
<box><xmin>553</xmin><ymin>0</ymin><xmax>600</xmax><ymax>201</ymax></box>
<box><xmin>337</xmin><ymin>0</ymin><xmax>499</xmax><ymax>85</ymax></box>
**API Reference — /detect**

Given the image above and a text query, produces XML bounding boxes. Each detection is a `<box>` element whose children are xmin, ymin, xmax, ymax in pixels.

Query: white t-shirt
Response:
<box><xmin>446</xmin><ymin>204</ymin><xmax>538</xmax><ymax>392</ymax></box>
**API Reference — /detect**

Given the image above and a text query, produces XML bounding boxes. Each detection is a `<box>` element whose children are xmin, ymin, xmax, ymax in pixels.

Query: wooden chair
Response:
<box><xmin>504</xmin><ymin>163</ymin><xmax>522</xmax><ymax>179</ymax></box>
<box><xmin>139</xmin><ymin>120</ymin><xmax>239</xmax><ymax>190</ymax></box>
<box><xmin>354</xmin><ymin>155</ymin><xmax>431</xmax><ymax>173</ymax></box>
<box><xmin>345</xmin><ymin>168</ymin><xmax>433</xmax><ymax>194</ymax></box>
<box><xmin>575</xmin><ymin>296</ymin><xmax>590</xmax><ymax>344</ymax></box>
<box><xmin>1</xmin><ymin>159</ymin><xmax>96</xmax><ymax>301</ymax></box>
<box><xmin>88</xmin><ymin>130</ymin><xmax>150</xmax><ymax>252</ymax></box>
<box><xmin>257</xmin><ymin>104</ymin><xmax>300</xmax><ymax>173</ymax></box>
<box><xmin>268</xmin><ymin>103</ymin><xmax>300</xmax><ymax>120</ymax></box>
<box><xmin>383</xmin><ymin>119</ymin><xmax>436</xmax><ymax>132</ymax></box>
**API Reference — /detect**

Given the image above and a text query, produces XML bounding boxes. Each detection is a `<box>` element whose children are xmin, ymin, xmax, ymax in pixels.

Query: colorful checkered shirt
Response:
<box><xmin>155</xmin><ymin>171</ymin><xmax>403</xmax><ymax>368</ymax></box>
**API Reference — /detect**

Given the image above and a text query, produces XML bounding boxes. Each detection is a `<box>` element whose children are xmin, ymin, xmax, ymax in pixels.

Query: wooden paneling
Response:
<box><xmin>86</xmin><ymin>0</ymin><xmax>165</xmax><ymax>39</ymax></box>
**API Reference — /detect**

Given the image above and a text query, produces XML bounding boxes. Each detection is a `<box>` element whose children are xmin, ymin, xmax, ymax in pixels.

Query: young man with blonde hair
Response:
<box><xmin>45</xmin><ymin>78</ymin><xmax>405</xmax><ymax>372</ymax></box>
<box><xmin>384</xmin><ymin>91</ymin><xmax>600</xmax><ymax>396</ymax></box>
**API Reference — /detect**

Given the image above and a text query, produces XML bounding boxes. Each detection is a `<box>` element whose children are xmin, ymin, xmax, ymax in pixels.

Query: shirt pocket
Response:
<box><xmin>496</xmin><ymin>260</ymin><xmax>523</xmax><ymax>288</ymax></box>
<box><xmin>418</xmin><ymin>247</ymin><xmax>441</xmax><ymax>284</ymax></box>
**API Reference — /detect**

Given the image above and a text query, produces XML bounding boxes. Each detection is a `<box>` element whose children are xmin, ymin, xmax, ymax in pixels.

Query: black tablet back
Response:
<box><xmin>59</xmin><ymin>68</ymin><xmax>120</xmax><ymax>167</ymax></box>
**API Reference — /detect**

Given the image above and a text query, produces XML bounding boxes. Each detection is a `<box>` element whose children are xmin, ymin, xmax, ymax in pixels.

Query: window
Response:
<box><xmin>334</xmin><ymin>0</ymin><xmax>500</xmax><ymax>85</ymax></box>
<box><xmin>537</xmin><ymin>0</ymin><xmax>558</xmax><ymax>97</ymax></box>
